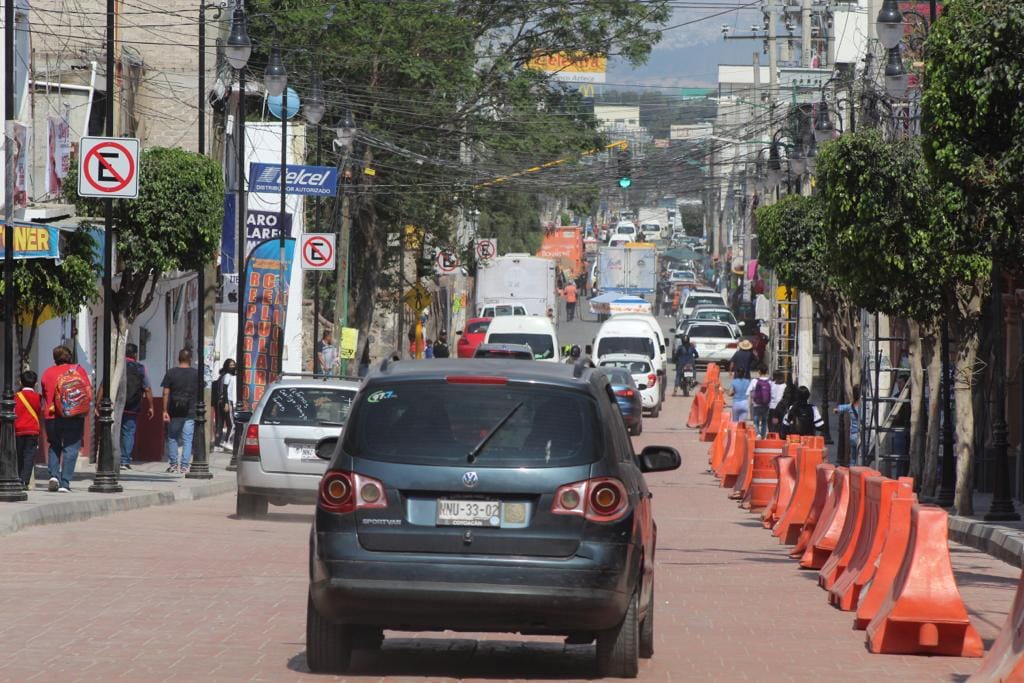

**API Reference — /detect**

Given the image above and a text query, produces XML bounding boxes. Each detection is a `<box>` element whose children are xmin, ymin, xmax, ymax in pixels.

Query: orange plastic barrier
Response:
<box><xmin>800</xmin><ymin>467</ymin><xmax>851</xmax><ymax>569</ymax></box>
<box><xmin>854</xmin><ymin>487</ymin><xmax>917</xmax><ymax>630</ymax></box>
<box><xmin>773</xmin><ymin>446</ymin><xmax>825</xmax><ymax>545</ymax></box>
<box><xmin>741</xmin><ymin>436</ymin><xmax>784</xmax><ymax>511</ymax></box>
<box><xmin>708</xmin><ymin>417</ymin><xmax>732</xmax><ymax>473</ymax></box>
<box><xmin>802</xmin><ymin>435</ymin><xmax>825</xmax><ymax>449</ymax></box>
<box><xmin>818</xmin><ymin>466</ymin><xmax>879</xmax><ymax>589</ymax></box>
<box><xmin>865</xmin><ymin>504</ymin><xmax>983</xmax><ymax>657</ymax></box>
<box><xmin>729</xmin><ymin>425</ymin><xmax>756</xmax><ymax>499</ymax></box>
<box><xmin>686</xmin><ymin>389</ymin><xmax>708</xmax><ymax>429</ymax></box>
<box><xmin>705</xmin><ymin>363</ymin><xmax>720</xmax><ymax>388</ymax></box>
<box><xmin>719</xmin><ymin>423</ymin><xmax>748</xmax><ymax>489</ymax></box>
<box><xmin>700</xmin><ymin>392</ymin><xmax>725</xmax><ymax>443</ymax></box>
<box><xmin>969</xmin><ymin>569</ymin><xmax>1024</xmax><ymax>682</ymax></box>
<box><xmin>762</xmin><ymin>454</ymin><xmax>796</xmax><ymax>529</ymax></box>
<box><xmin>789</xmin><ymin>464</ymin><xmax>835</xmax><ymax>559</ymax></box>
<box><xmin>828</xmin><ymin>476</ymin><xmax>913</xmax><ymax>611</ymax></box>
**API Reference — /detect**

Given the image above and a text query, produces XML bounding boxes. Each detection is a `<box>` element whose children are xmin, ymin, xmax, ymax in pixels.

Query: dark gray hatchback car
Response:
<box><xmin>307</xmin><ymin>359</ymin><xmax>680</xmax><ymax>678</ymax></box>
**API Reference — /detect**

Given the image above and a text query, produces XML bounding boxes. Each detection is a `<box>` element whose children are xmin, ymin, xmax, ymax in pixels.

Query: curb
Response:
<box><xmin>949</xmin><ymin>516</ymin><xmax>1024</xmax><ymax>569</ymax></box>
<box><xmin>0</xmin><ymin>478</ymin><xmax>236</xmax><ymax>537</ymax></box>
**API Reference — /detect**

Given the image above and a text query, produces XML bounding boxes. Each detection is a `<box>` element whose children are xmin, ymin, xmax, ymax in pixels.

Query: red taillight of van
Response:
<box><xmin>551</xmin><ymin>478</ymin><xmax>629</xmax><ymax>522</ymax></box>
<box><xmin>319</xmin><ymin>471</ymin><xmax>388</xmax><ymax>514</ymax></box>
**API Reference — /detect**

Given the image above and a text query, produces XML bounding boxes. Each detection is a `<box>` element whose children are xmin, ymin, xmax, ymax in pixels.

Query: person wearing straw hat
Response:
<box><xmin>730</xmin><ymin>338</ymin><xmax>755</xmax><ymax>379</ymax></box>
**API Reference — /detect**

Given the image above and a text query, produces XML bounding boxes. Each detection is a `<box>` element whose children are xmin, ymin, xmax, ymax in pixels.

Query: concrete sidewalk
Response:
<box><xmin>0</xmin><ymin>449</ymin><xmax>236</xmax><ymax>536</ymax></box>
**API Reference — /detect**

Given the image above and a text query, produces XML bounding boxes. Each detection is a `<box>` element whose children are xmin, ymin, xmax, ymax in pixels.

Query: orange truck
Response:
<box><xmin>537</xmin><ymin>225</ymin><xmax>585</xmax><ymax>279</ymax></box>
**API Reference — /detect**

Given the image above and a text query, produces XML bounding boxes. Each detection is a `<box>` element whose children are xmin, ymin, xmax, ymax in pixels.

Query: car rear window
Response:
<box><xmin>601</xmin><ymin>359</ymin><xmax>651</xmax><ymax>374</ymax></box>
<box><xmin>598</xmin><ymin>336</ymin><xmax>655</xmax><ymax>359</ymax></box>
<box><xmin>344</xmin><ymin>382</ymin><xmax>599</xmax><ymax>468</ymax></box>
<box><xmin>689</xmin><ymin>325</ymin><xmax>734</xmax><ymax>339</ymax></box>
<box><xmin>696</xmin><ymin>311</ymin><xmax>734</xmax><ymax>322</ymax></box>
<box><xmin>260</xmin><ymin>387</ymin><xmax>356</xmax><ymax>426</ymax></box>
<box><xmin>598</xmin><ymin>368</ymin><xmax>634</xmax><ymax>386</ymax></box>
<box><xmin>686</xmin><ymin>295</ymin><xmax>724</xmax><ymax>308</ymax></box>
<box><xmin>487</xmin><ymin>333</ymin><xmax>555</xmax><ymax>359</ymax></box>
<box><xmin>466</xmin><ymin>320</ymin><xmax>490</xmax><ymax>334</ymax></box>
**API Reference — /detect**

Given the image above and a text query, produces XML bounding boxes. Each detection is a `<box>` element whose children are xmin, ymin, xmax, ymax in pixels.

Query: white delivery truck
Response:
<box><xmin>475</xmin><ymin>254</ymin><xmax>558</xmax><ymax>317</ymax></box>
<box><xmin>595</xmin><ymin>244</ymin><xmax>658</xmax><ymax>305</ymax></box>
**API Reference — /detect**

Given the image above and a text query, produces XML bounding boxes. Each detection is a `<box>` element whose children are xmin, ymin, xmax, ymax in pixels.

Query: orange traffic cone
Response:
<box><xmin>773</xmin><ymin>446</ymin><xmax>825</xmax><ymax>545</ymax></box>
<box><xmin>800</xmin><ymin>467</ymin><xmax>851</xmax><ymax>569</ymax></box>
<box><xmin>741</xmin><ymin>435</ymin><xmax>784</xmax><ymax>511</ymax></box>
<box><xmin>818</xmin><ymin>466</ymin><xmax>879</xmax><ymax>589</ymax></box>
<box><xmin>828</xmin><ymin>476</ymin><xmax>913</xmax><ymax>611</ymax></box>
<box><xmin>866</xmin><ymin>504</ymin><xmax>983</xmax><ymax>657</ymax></box>
<box><xmin>854</xmin><ymin>487</ymin><xmax>917</xmax><ymax>630</ymax></box>
<box><xmin>969</xmin><ymin>568</ymin><xmax>1024</xmax><ymax>681</ymax></box>
<box><xmin>762</xmin><ymin>454</ymin><xmax>796</xmax><ymax>530</ymax></box>
<box><xmin>790</xmin><ymin>464</ymin><xmax>835</xmax><ymax>559</ymax></box>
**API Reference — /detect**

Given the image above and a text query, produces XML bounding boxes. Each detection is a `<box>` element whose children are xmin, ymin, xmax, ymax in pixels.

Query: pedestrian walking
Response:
<box><xmin>729</xmin><ymin>339</ymin><xmax>755</xmax><ymax>379</ymax></box>
<box><xmin>562</xmin><ymin>280</ymin><xmax>578</xmax><ymax>321</ymax></box>
<box><xmin>316</xmin><ymin>331</ymin><xmax>338</xmax><ymax>376</ymax></box>
<box><xmin>211</xmin><ymin>359</ymin><xmax>236</xmax><ymax>450</ymax></box>
<box><xmin>14</xmin><ymin>370</ymin><xmax>41</xmax><ymax>490</ymax></box>
<box><xmin>433</xmin><ymin>331</ymin><xmax>450</xmax><ymax>359</ymax></box>
<box><xmin>673</xmin><ymin>335</ymin><xmax>698</xmax><ymax>396</ymax></box>
<box><xmin>834</xmin><ymin>387</ymin><xmax>861</xmax><ymax>464</ymax></box>
<box><xmin>161</xmin><ymin>348</ymin><xmax>201</xmax><ymax>474</ymax></box>
<box><xmin>121</xmin><ymin>342</ymin><xmax>154</xmax><ymax>469</ymax></box>
<box><xmin>783</xmin><ymin>386</ymin><xmax>825</xmax><ymax>437</ymax></box>
<box><xmin>730</xmin><ymin>373</ymin><xmax>751</xmax><ymax>423</ymax></box>
<box><xmin>747</xmin><ymin>365</ymin><xmax>772</xmax><ymax>438</ymax></box>
<box><xmin>41</xmin><ymin>345</ymin><xmax>92</xmax><ymax>492</ymax></box>
<box><xmin>424</xmin><ymin>339</ymin><xmax>435</xmax><ymax>359</ymax></box>
<box><xmin>768</xmin><ymin>372</ymin><xmax>789</xmax><ymax>437</ymax></box>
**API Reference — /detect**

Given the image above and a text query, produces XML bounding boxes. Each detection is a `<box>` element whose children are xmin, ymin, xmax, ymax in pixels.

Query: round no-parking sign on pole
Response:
<box><xmin>300</xmin><ymin>233</ymin><xmax>336</xmax><ymax>270</ymax></box>
<box><xmin>78</xmin><ymin>137</ymin><xmax>140</xmax><ymax>198</ymax></box>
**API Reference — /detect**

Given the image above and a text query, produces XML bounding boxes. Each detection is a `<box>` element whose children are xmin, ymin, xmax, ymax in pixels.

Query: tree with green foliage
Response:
<box><xmin>64</xmin><ymin>147</ymin><xmax>223</xmax><ymax>460</ymax></box>
<box><xmin>0</xmin><ymin>230</ymin><xmax>98</xmax><ymax>368</ymax></box>
<box><xmin>921</xmin><ymin>0</ymin><xmax>1024</xmax><ymax>514</ymax></box>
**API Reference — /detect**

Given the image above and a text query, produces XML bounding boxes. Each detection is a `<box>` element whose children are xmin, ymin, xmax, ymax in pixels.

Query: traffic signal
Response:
<box><xmin>616</xmin><ymin>149</ymin><xmax>632</xmax><ymax>188</ymax></box>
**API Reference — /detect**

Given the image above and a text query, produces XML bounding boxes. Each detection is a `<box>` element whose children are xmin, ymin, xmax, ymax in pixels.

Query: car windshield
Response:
<box><xmin>487</xmin><ymin>333</ymin><xmax>555</xmax><ymax>359</ymax></box>
<box><xmin>599</xmin><ymin>368</ymin><xmax>634</xmax><ymax>386</ymax></box>
<box><xmin>686</xmin><ymin>295</ymin><xmax>724</xmax><ymax>308</ymax></box>
<box><xmin>344</xmin><ymin>382</ymin><xmax>599</xmax><ymax>468</ymax></box>
<box><xmin>598</xmin><ymin>336</ymin><xmax>655</xmax><ymax>359</ymax></box>
<box><xmin>601</xmin><ymin>359</ymin><xmax>651</xmax><ymax>374</ymax></box>
<box><xmin>689</xmin><ymin>325</ymin><xmax>735</xmax><ymax>339</ymax></box>
<box><xmin>466</xmin><ymin>320</ymin><xmax>490</xmax><ymax>334</ymax></box>
<box><xmin>260</xmin><ymin>387</ymin><xmax>356</xmax><ymax>426</ymax></box>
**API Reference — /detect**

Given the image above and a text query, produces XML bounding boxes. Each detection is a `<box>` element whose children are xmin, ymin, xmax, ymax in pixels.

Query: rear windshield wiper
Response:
<box><xmin>467</xmin><ymin>402</ymin><xmax>524</xmax><ymax>464</ymax></box>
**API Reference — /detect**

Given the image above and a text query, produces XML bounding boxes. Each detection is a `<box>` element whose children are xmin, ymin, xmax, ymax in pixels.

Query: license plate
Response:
<box><xmin>436</xmin><ymin>499</ymin><xmax>502</xmax><ymax>527</ymax></box>
<box><xmin>287</xmin><ymin>445</ymin><xmax>318</xmax><ymax>461</ymax></box>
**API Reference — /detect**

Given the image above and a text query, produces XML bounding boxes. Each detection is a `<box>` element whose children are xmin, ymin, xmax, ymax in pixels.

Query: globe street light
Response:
<box><xmin>884</xmin><ymin>47</ymin><xmax>909</xmax><ymax>100</ymax></box>
<box><xmin>264</xmin><ymin>44</ymin><xmax>287</xmax><ymax>98</ymax></box>
<box><xmin>225</xmin><ymin>6</ymin><xmax>252</xmax><ymax>71</ymax></box>
<box><xmin>876</xmin><ymin>0</ymin><xmax>905</xmax><ymax>50</ymax></box>
<box><xmin>814</xmin><ymin>101</ymin><xmax>835</xmax><ymax>144</ymax></box>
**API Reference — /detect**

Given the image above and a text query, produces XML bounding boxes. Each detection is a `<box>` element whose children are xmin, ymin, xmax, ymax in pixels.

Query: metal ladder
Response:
<box><xmin>859</xmin><ymin>311</ymin><xmax>910</xmax><ymax>476</ymax></box>
<box><xmin>771</xmin><ymin>285</ymin><xmax>798</xmax><ymax>377</ymax></box>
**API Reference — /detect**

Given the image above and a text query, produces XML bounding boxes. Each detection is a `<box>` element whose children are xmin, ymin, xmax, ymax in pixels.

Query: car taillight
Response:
<box><xmin>242</xmin><ymin>423</ymin><xmax>260</xmax><ymax>459</ymax></box>
<box><xmin>647</xmin><ymin>373</ymin><xmax>657</xmax><ymax>386</ymax></box>
<box><xmin>726</xmin><ymin>342</ymin><xmax>738</xmax><ymax>349</ymax></box>
<box><xmin>446</xmin><ymin>375</ymin><xmax>508</xmax><ymax>385</ymax></box>
<box><xmin>615</xmin><ymin>388</ymin><xmax>635</xmax><ymax>398</ymax></box>
<box><xmin>551</xmin><ymin>478</ymin><xmax>629</xmax><ymax>522</ymax></box>
<box><xmin>319</xmin><ymin>471</ymin><xmax>387</xmax><ymax>514</ymax></box>
<box><xmin>458</xmin><ymin>337</ymin><xmax>469</xmax><ymax>345</ymax></box>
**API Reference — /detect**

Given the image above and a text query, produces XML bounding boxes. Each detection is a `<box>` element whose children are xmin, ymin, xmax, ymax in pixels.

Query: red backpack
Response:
<box><xmin>54</xmin><ymin>365</ymin><xmax>92</xmax><ymax>418</ymax></box>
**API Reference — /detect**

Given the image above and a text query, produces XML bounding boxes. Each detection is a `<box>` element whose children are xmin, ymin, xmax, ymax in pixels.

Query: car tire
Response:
<box><xmin>635</xmin><ymin>420</ymin><xmax>643</xmax><ymax>436</ymax></box>
<box><xmin>306</xmin><ymin>591</ymin><xmax>353</xmax><ymax>673</ymax></box>
<box><xmin>595</xmin><ymin>589</ymin><xmax>639</xmax><ymax>678</ymax></box>
<box><xmin>639</xmin><ymin>585</ymin><xmax>654</xmax><ymax>659</ymax></box>
<box><xmin>236</xmin><ymin>493</ymin><xmax>268</xmax><ymax>519</ymax></box>
<box><xmin>650</xmin><ymin>403</ymin><xmax>661</xmax><ymax>419</ymax></box>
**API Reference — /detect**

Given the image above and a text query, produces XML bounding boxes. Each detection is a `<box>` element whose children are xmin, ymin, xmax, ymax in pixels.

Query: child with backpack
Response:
<box><xmin>747</xmin><ymin>365</ymin><xmax>773</xmax><ymax>438</ymax></box>
<box><xmin>40</xmin><ymin>345</ymin><xmax>92</xmax><ymax>492</ymax></box>
<box><xmin>783</xmin><ymin>386</ymin><xmax>825</xmax><ymax>437</ymax></box>
<box><xmin>14</xmin><ymin>370</ymin><xmax>41</xmax><ymax>490</ymax></box>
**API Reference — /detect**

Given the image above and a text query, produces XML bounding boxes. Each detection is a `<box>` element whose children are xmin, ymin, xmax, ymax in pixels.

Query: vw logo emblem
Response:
<box><xmin>462</xmin><ymin>471</ymin><xmax>479</xmax><ymax>488</ymax></box>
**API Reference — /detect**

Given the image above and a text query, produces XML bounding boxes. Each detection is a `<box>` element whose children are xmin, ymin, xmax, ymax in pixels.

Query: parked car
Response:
<box><xmin>484</xmin><ymin>315</ymin><xmax>560</xmax><ymax>362</ymax></box>
<box><xmin>597</xmin><ymin>367</ymin><xmax>644</xmax><ymax>436</ymax></box>
<box><xmin>594</xmin><ymin>314</ymin><xmax>669</xmax><ymax>404</ymax></box>
<box><xmin>675</xmin><ymin>321</ymin><xmax>740</xmax><ymax>366</ymax></box>
<box><xmin>306</xmin><ymin>359</ymin><xmax>681</xmax><ymax>676</ymax></box>
<box><xmin>235</xmin><ymin>377</ymin><xmax>360</xmax><ymax>518</ymax></box>
<box><xmin>689</xmin><ymin>305</ymin><xmax>740</xmax><ymax>335</ymax></box>
<box><xmin>456</xmin><ymin>317</ymin><xmax>491</xmax><ymax>358</ymax></box>
<box><xmin>679</xmin><ymin>291</ymin><xmax>727</xmax><ymax>320</ymax></box>
<box><xmin>473</xmin><ymin>342</ymin><xmax>535</xmax><ymax>360</ymax></box>
<box><xmin>598</xmin><ymin>353</ymin><xmax>662</xmax><ymax>419</ymax></box>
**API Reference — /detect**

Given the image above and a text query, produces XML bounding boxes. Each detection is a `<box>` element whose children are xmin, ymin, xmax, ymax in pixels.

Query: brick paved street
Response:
<box><xmin>0</xmin><ymin>389</ymin><xmax>1018</xmax><ymax>682</ymax></box>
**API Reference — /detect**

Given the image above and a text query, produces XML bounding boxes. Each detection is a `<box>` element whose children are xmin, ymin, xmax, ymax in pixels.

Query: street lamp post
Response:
<box><xmin>187</xmin><ymin>0</ymin><xmax>223</xmax><ymax>481</ymax></box>
<box><xmin>984</xmin><ymin>262</ymin><xmax>1020</xmax><ymax>520</ymax></box>
<box><xmin>89</xmin><ymin>0</ymin><xmax>124</xmax><ymax>493</ymax></box>
<box><xmin>304</xmin><ymin>73</ymin><xmax>325</xmax><ymax>375</ymax></box>
<box><xmin>334</xmin><ymin>108</ymin><xmax>356</xmax><ymax>337</ymax></box>
<box><xmin>224</xmin><ymin>5</ymin><xmax>251</xmax><ymax>472</ymax></box>
<box><xmin>263</xmin><ymin>44</ymin><xmax>288</xmax><ymax>387</ymax></box>
<box><xmin>0</xmin><ymin>0</ymin><xmax>27</xmax><ymax>501</ymax></box>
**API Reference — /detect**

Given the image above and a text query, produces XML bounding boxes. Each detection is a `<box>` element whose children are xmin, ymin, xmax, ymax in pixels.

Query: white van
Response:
<box><xmin>590</xmin><ymin>316</ymin><xmax>667</xmax><ymax>409</ymax></box>
<box><xmin>639</xmin><ymin>221</ymin><xmax>662</xmax><ymax>241</ymax></box>
<box><xmin>477</xmin><ymin>302</ymin><xmax>528</xmax><ymax>318</ymax></box>
<box><xmin>604</xmin><ymin>314</ymin><xmax>669</xmax><ymax>402</ymax></box>
<box><xmin>484</xmin><ymin>316</ymin><xmax>560</xmax><ymax>362</ymax></box>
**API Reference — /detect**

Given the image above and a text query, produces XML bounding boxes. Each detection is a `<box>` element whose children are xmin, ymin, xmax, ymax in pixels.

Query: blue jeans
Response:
<box><xmin>751</xmin><ymin>406</ymin><xmax>770</xmax><ymax>439</ymax></box>
<box><xmin>45</xmin><ymin>418</ymin><xmax>84</xmax><ymax>489</ymax></box>
<box><xmin>120</xmin><ymin>413</ymin><xmax>138</xmax><ymax>465</ymax></box>
<box><xmin>165</xmin><ymin>417</ymin><xmax>195</xmax><ymax>468</ymax></box>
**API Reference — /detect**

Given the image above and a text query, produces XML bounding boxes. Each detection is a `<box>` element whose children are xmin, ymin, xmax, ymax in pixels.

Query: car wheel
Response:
<box><xmin>595</xmin><ymin>589</ymin><xmax>639</xmax><ymax>678</ymax></box>
<box><xmin>635</xmin><ymin>420</ymin><xmax>643</xmax><ymax>436</ymax></box>
<box><xmin>236</xmin><ymin>493</ymin><xmax>268</xmax><ymax>519</ymax></box>
<box><xmin>639</xmin><ymin>585</ymin><xmax>654</xmax><ymax>659</ymax></box>
<box><xmin>650</xmin><ymin>403</ymin><xmax>661</xmax><ymax>419</ymax></box>
<box><xmin>353</xmin><ymin>626</ymin><xmax>384</xmax><ymax>651</ymax></box>
<box><xmin>306</xmin><ymin>591</ymin><xmax>353</xmax><ymax>673</ymax></box>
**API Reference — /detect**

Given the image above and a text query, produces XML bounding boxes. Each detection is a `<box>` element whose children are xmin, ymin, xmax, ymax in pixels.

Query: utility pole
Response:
<box><xmin>802</xmin><ymin>0</ymin><xmax>813</xmax><ymax>67</ymax></box>
<box><xmin>767</xmin><ymin>5</ymin><xmax>778</xmax><ymax>93</ymax></box>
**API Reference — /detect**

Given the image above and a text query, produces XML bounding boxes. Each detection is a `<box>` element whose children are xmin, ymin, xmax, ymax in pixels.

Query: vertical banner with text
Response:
<box><xmin>242</xmin><ymin>237</ymin><xmax>296</xmax><ymax>409</ymax></box>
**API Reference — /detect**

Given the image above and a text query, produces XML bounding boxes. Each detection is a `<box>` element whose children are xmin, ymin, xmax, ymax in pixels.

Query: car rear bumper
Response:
<box><xmin>236</xmin><ymin>463</ymin><xmax>321</xmax><ymax>504</ymax></box>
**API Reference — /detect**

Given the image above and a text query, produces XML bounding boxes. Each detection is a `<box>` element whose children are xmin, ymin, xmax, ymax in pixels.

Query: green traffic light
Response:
<box><xmin>618</xmin><ymin>177</ymin><xmax>632</xmax><ymax>188</ymax></box>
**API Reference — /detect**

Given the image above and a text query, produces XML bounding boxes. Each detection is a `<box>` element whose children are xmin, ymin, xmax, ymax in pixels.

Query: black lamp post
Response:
<box><xmin>304</xmin><ymin>73</ymin><xmax>325</xmax><ymax>375</ymax></box>
<box><xmin>262</xmin><ymin>43</ymin><xmax>288</xmax><ymax>394</ymax></box>
<box><xmin>984</xmin><ymin>263</ymin><xmax>1020</xmax><ymax>520</ymax></box>
<box><xmin>0</xmin><ymin>0</ymin><xmax>26</xmax><ymax>501</ymax></box>
<box><xmin>224</xmin><ymin>4</ymin><xmax>251</xmax><ymax>472</ymax></box>
<box><xmin>187</xmin><ymin>1</ymin><xmax>223</xmax><ymax>481</ymax></box>
<box><xmin>89</xmin><ymin>0</ymin><xmax>123</xmax><ymax>493</ymax></box>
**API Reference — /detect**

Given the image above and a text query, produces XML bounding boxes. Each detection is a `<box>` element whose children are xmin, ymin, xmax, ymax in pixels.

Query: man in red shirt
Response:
<box><xmin>14</xmin><ymin>370</ymin><xmax>41</xmax><ymax>490</ymax></box>
<box><xmin>40</xmin><ymin>345</ymin><xmax>91</xmax><ymax>492</ymax></box>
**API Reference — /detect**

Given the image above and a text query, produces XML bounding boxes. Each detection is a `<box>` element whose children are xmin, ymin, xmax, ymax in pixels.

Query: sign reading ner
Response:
<box><xmin>78</xmin><ymin>137</ymin><xmax>140</xmax><ymax>198</ymax></box>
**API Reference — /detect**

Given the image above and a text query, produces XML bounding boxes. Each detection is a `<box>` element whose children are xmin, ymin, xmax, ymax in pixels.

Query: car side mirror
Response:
<box><xmin>456</xmin><ymin>330</ymin><xmax>463</xmax><ymax>336</ymax></box>
<box><xmin>637</xmin><ymin>384</ymin><xmax>647</xmax><ymax>390</ymax></box>
<box><xmin>233</xmin><ymin>409</ymin><xmax>253</xmax><ymax>424</ymax></box>
<box><xmin>316</xmin><ymin>436</ymin><xmax>339</xmax><ymax>461</ymax></box>
<box><xmin>639</xmin><ymin>445</ymin><xmax>681</xmax><ymax>473</ymax></box>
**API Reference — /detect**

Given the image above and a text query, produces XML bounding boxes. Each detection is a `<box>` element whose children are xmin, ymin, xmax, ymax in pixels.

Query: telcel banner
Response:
<box><xmin>249</xmin><ymin>163</ymin><xmax>338</xmax><ymax>196</ymax></box>
<box><xmin>241</xmin><ymin>237</ymin><xmax>295</xmax><ymax>409</ymax></box>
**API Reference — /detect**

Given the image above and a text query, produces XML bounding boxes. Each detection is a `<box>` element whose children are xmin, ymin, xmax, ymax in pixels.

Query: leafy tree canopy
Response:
<box><xmin>755</xmin><ymin>193</ymin><xmax>831</xmax><ymax>299</ymax></box>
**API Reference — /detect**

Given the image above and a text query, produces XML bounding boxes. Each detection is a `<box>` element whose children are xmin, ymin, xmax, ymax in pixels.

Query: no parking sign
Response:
<box><xmin>78</xmin><ymin>137</ymin><xmax>140</xmax><ymax>198</ymax></box>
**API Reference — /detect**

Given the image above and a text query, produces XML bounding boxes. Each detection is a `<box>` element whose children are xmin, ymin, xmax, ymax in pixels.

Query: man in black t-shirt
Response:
<box><xmin>161</xmin><ymin>348</ymin><xmax>201</xmax><ymax>474</ymax></box>
<box><xmin>433</xmin><ymin>331</ymin><xmax>450</xmax><ymax>359</ymax></box>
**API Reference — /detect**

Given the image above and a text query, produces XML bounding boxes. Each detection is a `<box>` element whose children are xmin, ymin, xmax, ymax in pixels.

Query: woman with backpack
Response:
<box><xmin>783</xmin><ymin>386</ymin><xmax>825</xmax><ymax>437</ymax></box>
<box><xmin>746</xmin><ymin>365</ymin><xmax>773</xmax><ymax>438</ymax></box>
<box><xmin>40</xmin><ymin>345</ymin><xmax>92</xmax><ymax>492</ymax></box>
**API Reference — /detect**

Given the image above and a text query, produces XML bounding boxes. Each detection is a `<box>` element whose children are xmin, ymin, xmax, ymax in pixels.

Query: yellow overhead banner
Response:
<box><xmin>527</xmin><ymin>52</ymin><xmax>607</xmax><ymax>83</ymax></box>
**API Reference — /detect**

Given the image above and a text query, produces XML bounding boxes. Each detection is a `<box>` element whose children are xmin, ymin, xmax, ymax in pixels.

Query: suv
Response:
<box><xmin>473</xmin><ymin>342</ymin><xmax>534</xmax><ymax>360</ymax></box>
<box><xmin>306</xmin><ymin>359</ymin><xmax>681</xmax><ymax>677</ymax></box>
<box><xmin>235</xmin><ymin>376</ymin><xmax>361</xmax><ymax>518</ymax></box>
